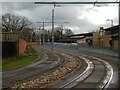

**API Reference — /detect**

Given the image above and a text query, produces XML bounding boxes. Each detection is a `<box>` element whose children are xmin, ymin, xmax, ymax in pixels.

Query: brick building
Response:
<box><xmin>104</xmin><ymin>25</ymin><xmax>119</xmax><ymax>49</ymax></box>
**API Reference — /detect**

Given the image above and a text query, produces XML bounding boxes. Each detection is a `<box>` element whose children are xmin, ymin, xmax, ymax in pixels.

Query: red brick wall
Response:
<box><xmin>18</xmin><ymin>40</ymin><xmax>27</xmax><ymax>55</ymax></box>
<box><xmin>27</xmin><ymin>42</ymin><xmax>38</xmax><ymax>45</ymax></box>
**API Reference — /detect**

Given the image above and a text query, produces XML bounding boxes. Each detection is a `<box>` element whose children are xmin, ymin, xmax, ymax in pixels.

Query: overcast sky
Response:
<box><xmin>1</xmin><ymin>0</ymin><xmax>119</xmax><ymax>34</ymax></box>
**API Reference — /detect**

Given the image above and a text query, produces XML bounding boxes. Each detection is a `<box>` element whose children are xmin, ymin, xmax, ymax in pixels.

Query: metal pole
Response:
<box><xmin>118</xmin><ymin>0</ymin><xmax>120</xmax><ymax>60</ymax></box>
<box><xmin>52</xmin><ymin>8</ymin><xmax>54</xmax><ymax>51</ymax></box>
<box><xmin>118</xmin><ymin>0</ymin><xmax>120</xmax><ymax>85</ymax></box>
<box><xmin>106</xmin><ymin>19</ymin><xmax>113</xmax><ymax>27</ymax></box>
<box><xmin>43</xmin><ymin>22</ymin><xmax>45</xmax><ymax>44</ymax></box>
<box><xmin>111</xmin><ymin>20</ymin><xmax>113</xmax><ymax>27</ymax></box>
<box><xmin>31</xmin><ymin>31</ymin><xmax>32</xmax><ymax>42</ymax></box>
<box><xmin>36</xmin><ymin>21</ymin><xmax>68</xmax><ymax>46</ymax></box>
<box><xmin>35</xmin><ymin>1</ymin><xmax>120</xmax><ymax>53</ymax></box>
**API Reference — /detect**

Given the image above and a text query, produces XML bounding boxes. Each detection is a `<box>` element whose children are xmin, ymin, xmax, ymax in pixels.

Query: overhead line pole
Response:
<box><xmin>36</xmin><ymin>22</ymin><xmax>51</xmax><ymax>44</ymax></box>
<box><xmin>118</xmin><ymin>0</ymin><xmax>120</xmax><ymax>59</ymax></box>
<box><xmin>36</xmin><ymin>21</ymin><xmax>69</xmax><ymax>46</ymax></box>
<box><xmin>52</xmin><ymin>8</ymin><xmax>54</xmax><ymax>51</ymax></box>
<box><xmin>43</xmin><ymin>22</ymin><xmax>45</xmax><ymax>44</ymax></box>
<box><xmin>35</xmin><ymin>1</ymin><xmax>120</xmax><ymax>57</ymax></box>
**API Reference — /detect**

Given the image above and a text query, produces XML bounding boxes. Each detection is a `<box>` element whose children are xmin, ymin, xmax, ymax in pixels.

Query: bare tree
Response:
<box><xmin>53</xmin><ymin>25</ymin><xmax>74</xmax><ymax>42</ymax></box>
<box><xmin>19</xmin><ymin>27</ymin><xmax>34</xmax><ymax>41</ymax></box>
<box><xmin>54</xmin><ymin>25</ymin><xmax>64</xmax><ymax>41</ymax></box>
<box><xmin>64</xmin><ymin>28</ymin><xmax>74</xmax><ymax>36</ymax></box>
<box><xmin>2</xmin><ymin>13</ymin><xmax>32</xmax><ymax>32</ymax></box>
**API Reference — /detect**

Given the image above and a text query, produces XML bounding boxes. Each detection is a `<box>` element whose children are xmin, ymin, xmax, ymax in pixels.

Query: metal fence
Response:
<box><xmin>45</xmin><ymin>43</ymin><xmax>118</xmax><ymax>57</ymax></box>
<box><xmin>77</xmin><ymin>44</ymin><xmax>118</xmax><ymax>57</ymax></box>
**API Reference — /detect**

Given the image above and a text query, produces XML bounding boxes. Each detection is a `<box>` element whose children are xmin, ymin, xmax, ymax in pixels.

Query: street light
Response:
<box><xmin>106</xmin><ymin>19</ymin><xmax>113</xmax><ymax>27</ymax></box>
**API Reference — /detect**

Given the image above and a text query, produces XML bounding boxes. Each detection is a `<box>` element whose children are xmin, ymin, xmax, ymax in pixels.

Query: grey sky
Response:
<box><xmin>1</xmin><ymin>0</ymin><xmax>119</xmax><ymax>34</ymax></box>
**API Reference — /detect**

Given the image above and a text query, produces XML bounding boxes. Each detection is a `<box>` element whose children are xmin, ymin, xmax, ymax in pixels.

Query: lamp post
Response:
<box><xmin>106</xmin><ymin>19</ymin><xmax>113</xmax><ymax>27</ymax></box>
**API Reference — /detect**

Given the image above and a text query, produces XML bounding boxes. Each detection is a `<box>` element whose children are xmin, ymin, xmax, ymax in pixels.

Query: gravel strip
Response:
<box><xmin>10</xmin><ymin>46</ymin><xmax>81</xmax><ymax>88</ymax></box>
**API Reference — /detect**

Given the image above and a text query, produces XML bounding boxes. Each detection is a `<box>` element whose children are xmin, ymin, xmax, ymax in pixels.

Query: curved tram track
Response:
<box><xmin>60</xmin><ymin>55</ymin><xmax>113</xmax><ymax>89</ymax></box>
<box><xmin>41</xmin><ymin>54</ymin><xmax>114</xmax><ymax>89</ymax></box>
<box><xmin>3</xmin><ymin>45</ymin><xmax>117</xmax><ymax>89</ymax></box>
<box><xmin>2</xmin><ymin>45</ymin><xmax>67</xmax><ymax>88</ymax></box>
<box><xmin>41</xmin><ymin>45</ymin><xmax>115</xmax><ymax>89</ymax></box>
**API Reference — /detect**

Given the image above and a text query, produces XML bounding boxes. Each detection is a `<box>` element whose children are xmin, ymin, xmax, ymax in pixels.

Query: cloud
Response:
<box><xmin>1</xmin><ymin>0</ymin><xmax>119</xmax><ymax>34</ymax></box>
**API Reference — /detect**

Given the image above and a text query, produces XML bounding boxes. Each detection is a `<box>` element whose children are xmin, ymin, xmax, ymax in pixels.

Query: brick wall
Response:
<box><xmin>113</xmin><ymin>40</ymin><xmax>118</xmax><ymax>49</ymax></box>
<box><xmin>18</xmin><ymin>40</ymin><xmax>27</xmax><ymax>55</ymax></box>
<box><xmin>27</xmin><ymin>42</ymin><xmax>38</xmax><ymax>45</ymax></box>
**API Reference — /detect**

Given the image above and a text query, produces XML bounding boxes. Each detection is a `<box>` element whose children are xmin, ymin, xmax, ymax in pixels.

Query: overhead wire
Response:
<box><xmin>43</xmin><ymin>10</ymin><xmax>52</xmax><ymax>21</ymax></box>
<box><xmin>36</xmin><ymin>1</ymin><xmax>119</xmax><ymax>29</ymax></box>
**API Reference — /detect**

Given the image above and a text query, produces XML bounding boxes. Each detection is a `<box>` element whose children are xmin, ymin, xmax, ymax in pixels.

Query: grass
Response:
<box><xmin>25</xmin><ymin>45</ymin><xmax>39</xmax><ymax>56</ymax></box>
<box><xmin>2</xmin><ymin>56</ymin><xmax>37</xmax><ymax>70</ymax></box>
<box><xmin>2</xmin><ymin>45</ymin><xmax>39</xmax><ymax>70</ymax></box>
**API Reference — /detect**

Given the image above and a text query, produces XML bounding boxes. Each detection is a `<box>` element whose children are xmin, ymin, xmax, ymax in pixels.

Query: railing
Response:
<box><xmin>77</xmin><ymin>43</ymin><xmax>118</xmax><ymax>57</ymax></box>
<box><xmin>0</xmin><ymin>32</ymin><xmax>18</xmax><ymax>42</ymax></box>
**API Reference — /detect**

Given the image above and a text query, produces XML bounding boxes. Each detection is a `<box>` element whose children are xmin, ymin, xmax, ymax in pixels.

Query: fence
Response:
<box><xmin>77</xmin><ymin>44</ymin><xmax>118</xmax><ymax>57</ymax></box>
<box><xmin>47</xmin><ymin>43</ymin><xmax>118</xmax><ymax>57</ymax></box>
<box><xmin>1</xmin><ymin>32</ymin><xmax>18</xmax><ymax>42</ymax></box>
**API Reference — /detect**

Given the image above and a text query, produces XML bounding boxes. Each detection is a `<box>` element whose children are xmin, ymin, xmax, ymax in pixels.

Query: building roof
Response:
<box><xmin>104</xmin><ymin>25</ymin><xmax>119</xmax><ymax>31</ymax></box>
<box><xmin>68</xmin><ymin>32</ymin><xmax>93</xmax><ymax>37</ymax></box>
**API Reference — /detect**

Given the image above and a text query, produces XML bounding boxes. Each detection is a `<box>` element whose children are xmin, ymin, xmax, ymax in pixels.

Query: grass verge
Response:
<box><xmin>2</xmin><ymin>45</ymin><xmax>39</xmax><ymax>70</ymax></box>
<box><xmin>2</xmin><ymin>56</ymin><xmax>37</xmax><ymax>70</ymax></box>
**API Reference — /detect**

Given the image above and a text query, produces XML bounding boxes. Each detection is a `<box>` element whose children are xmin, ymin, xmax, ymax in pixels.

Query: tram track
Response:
<box><xmin>58</xmin><ymin>56</ymin><xmax>94</xmax><ymax>89</ymax></box>
<box><xmin>42</xmin><ymin>54</ymin><xmax>114</xmax><ymax>89</ymax></box>
<box><xmin>41</xmin><ymin>45</ymin><xmax>117</xmax><ymax>89</ymax></box>
<box><xmin>2</xmin><ymin>45</ymin><xmax>67</xmax><ymax>88</ymax></box>
<box><xmin>3</xmin><ymin>45</ymin><xmax>117</xmax><ymax>89</ymax></box>
<box><xmin>58</xmin><ymin>55</ymin><xmax>114</xmax><ymax>89</ymax></box>
<box><xmin>90</xmin><ymin>56</ymin><xmax>114</xmax><ymax>89</ymax></box>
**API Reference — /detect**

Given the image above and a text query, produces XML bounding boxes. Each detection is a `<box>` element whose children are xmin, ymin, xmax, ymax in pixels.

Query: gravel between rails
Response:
<box><xmin>10</xmin><ymin>46</ymin><xmax>81</xmax><ymax>88</ymax></box>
